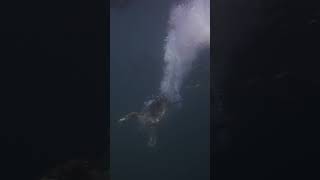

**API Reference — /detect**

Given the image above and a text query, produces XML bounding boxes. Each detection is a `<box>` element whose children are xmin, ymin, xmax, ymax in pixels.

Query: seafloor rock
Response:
<box><xmin>40</xmin><ymin>160</ymin><xmax>109</xmax><ymax>180</ymax></box>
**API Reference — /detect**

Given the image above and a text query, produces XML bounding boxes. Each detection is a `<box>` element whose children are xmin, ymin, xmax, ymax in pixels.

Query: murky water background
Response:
<box><xmin>110</xmin><ymin>1</ymin><xmax>210</xmax><ymax>179</ymax></box>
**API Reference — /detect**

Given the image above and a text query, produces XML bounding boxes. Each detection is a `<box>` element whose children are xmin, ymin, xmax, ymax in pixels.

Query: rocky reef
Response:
<box><xmin>40</xmin><ymin>160</ymin><xmax>109</xmax><ymax>180</ymax></box>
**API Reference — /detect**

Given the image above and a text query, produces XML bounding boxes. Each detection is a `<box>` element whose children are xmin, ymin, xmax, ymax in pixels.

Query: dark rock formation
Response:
<box><xmin>40</xmin><ymin>160</ymin><xmax>109</xmax><ymax>180</ymax></box>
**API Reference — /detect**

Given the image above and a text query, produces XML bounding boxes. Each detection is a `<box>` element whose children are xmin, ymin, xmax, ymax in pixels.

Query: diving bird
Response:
<box><xmin>119</xmin><ymin>95</ymin><xmax>169</xmax><ymax>146</ymax></box>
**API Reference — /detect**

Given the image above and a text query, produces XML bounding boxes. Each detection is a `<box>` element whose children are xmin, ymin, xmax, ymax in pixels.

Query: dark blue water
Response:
<box><xmin>110</xmin><ymin>1</ymin><xmax>210</xmax><ymax>179</ymax></box>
